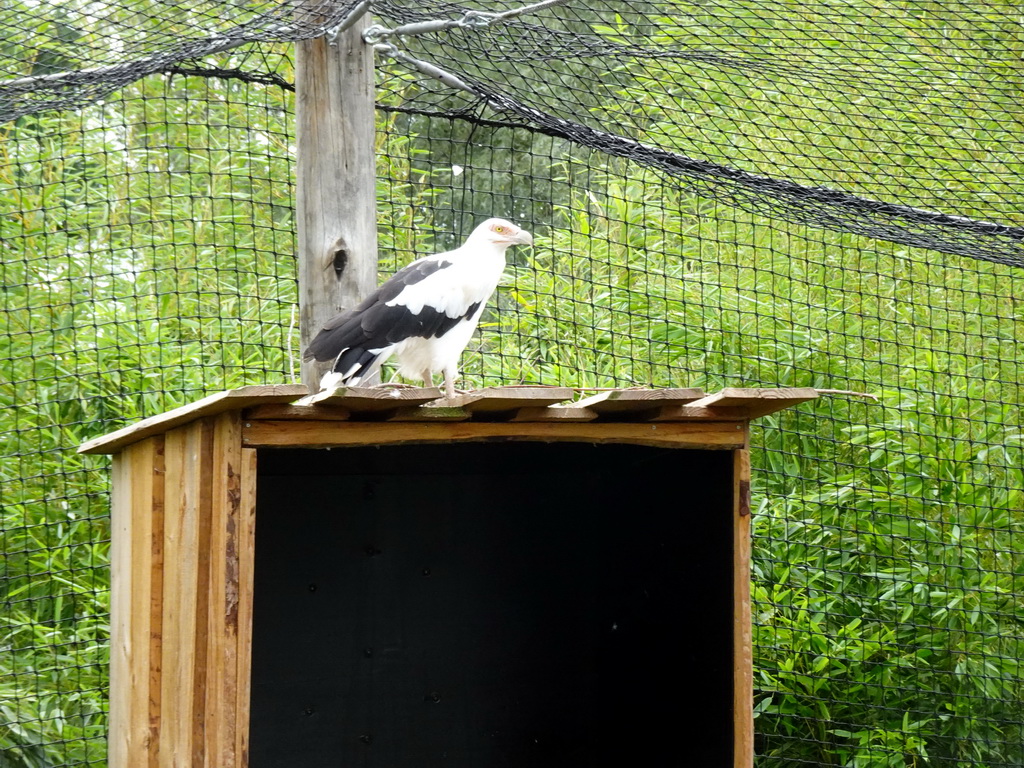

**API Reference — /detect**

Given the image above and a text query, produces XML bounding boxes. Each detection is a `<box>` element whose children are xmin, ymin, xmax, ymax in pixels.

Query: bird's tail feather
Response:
<box><xmin>293</xmin><ymin>346</ymin><xmax>394</xmax><ymax>407</ymax></box>
<box><xmin>333</xmin><ymin>346</ymin><xmax>387</xmax><ymax>384</ymax></box>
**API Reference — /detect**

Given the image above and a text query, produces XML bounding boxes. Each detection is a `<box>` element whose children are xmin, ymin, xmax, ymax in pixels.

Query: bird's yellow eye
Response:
<box><xmin>494</xmin><ymin>225</ymin><xmax>505</xmax><ymax>233</ymax></box>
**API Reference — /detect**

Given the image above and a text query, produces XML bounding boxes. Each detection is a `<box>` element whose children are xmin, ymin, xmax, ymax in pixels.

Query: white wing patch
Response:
<box><xmin>385</xmin><ymin>256</ymin><xmax>503</xmax><ymax>318</ymax></box>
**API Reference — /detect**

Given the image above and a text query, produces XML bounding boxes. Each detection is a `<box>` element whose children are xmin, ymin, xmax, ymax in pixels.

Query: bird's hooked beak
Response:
<box><xmin>513</xmin><ymin>229</ymin><xmax>534</xmax><ymax>246</ymax></box>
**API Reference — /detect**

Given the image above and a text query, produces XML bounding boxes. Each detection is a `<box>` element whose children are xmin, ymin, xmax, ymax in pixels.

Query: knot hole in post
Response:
<box><xmin>328</xmin><ymin>236</ymin><xmax>349</xmax><ymax>278</ymax></box>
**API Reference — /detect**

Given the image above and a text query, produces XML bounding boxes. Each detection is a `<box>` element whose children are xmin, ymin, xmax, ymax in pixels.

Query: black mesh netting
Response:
<box><xmin>1</xmin><ymin>1</ymin><xmax>1022</xmax><ymax>766</ymax></box>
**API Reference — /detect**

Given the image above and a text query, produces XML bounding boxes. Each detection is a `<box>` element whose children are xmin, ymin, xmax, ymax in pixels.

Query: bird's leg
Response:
<box><xmin>420</xmin><ymin>369</ymin><xmax>434</xmax><ymax>391</ymax></box>
<box><xmin>442</xmin><ymin>367</ymin><xmax>459</xmax><ymax>400</ymax></box>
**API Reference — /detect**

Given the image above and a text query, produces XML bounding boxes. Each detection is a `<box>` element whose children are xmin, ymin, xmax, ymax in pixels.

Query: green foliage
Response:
<box><xmin>752</xmin><ymin>387</ymin><xmax>1023</xmax><ymax>766</ymax></box>
<box><xmin>0</xmin><ymin>55</ymin><xmax>304</xmax><ymax>765</ymax></box>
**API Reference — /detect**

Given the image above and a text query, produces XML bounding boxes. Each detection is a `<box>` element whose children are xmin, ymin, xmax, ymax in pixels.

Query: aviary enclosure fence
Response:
<box><xmin>0</xmin><ymin>0</ymin><xmax>1021</xmax><ymax>765</ymax></box>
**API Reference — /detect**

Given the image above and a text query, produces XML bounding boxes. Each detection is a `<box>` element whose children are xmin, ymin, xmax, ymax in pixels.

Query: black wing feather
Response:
<box><xmin>302</xmin><ymin>257</ymin><xmax>456</xmax><ymax>366</ymax></box>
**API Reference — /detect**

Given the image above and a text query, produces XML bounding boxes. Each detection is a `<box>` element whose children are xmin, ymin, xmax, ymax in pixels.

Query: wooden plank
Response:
<box><xmin>190</xmin><ymin>420</ymin><xmax>215</xmax><ymax>768</ymax></box>
<box><xmin>206</xmin><ymin>412</ymin><xmax>245</xmax><ymax>767</ymax></box>
<box><xmin>243</xmin><ymin>419</ymin><xmax>747</xmax><ymax>450</ymax></box>
<box><xmin>158</xmin><ymin>430</ymin><xmax>181</xmax><ymax>768</ymax></box>
<box><xmin>108</xmin><ymin>451</ymin><xmax>132</xmax><ymax>768</ymax></box>
<box><xmin>130</xmin><ymin>438</ymin><xmax>159</xmax><ymax>767</ymax></box>
<box><xmin>510</xmin><ymin>405</ymin><xmax>599</xmax><ymax>423</ymax></box>
<box><xmin>242</xmin><ymin>403</ymin><xmax>351</xmax><ymax>421</ymax></box>
<box><xmin>110</xmin><ymin>437</ymin><xmax>161</xmax><ymax>766</ymax></box>
<box><xmin>159</xmin><ymin>424</ymin><xmax>203</xmax><ymax>768</ymax></box>
<box><xmin>294</xmin><ymin>384</ymin><xmax>443</xmax><ymax>410</ymax></box>
<box><xmin>386</xmin><ymin>404</ymin><xmax>471</xmax><ymax>422</ymax></box>
<box><xmin>81</xmin><ymin>386</ymin><xmax>819</xmax><ymax>455</ymax></box>
<box><xmin>296</xmin><ymin>8</ymin><xmax>377</xmax><ymax>390</ymax></box>
<box><xmin>571</xmin><ymin>388</ymin><xmax>705</xmax><ymax>413</ymax></box>
<box><xmin>443</xmin><ymin>386</ymin><xmax>574</xmax><ymax>412</ymax></box>
<box><xmin>235</xmin><ymin>447</ymin><xmax>258</xmax><ymax>766</ymax></box>
<box><xmin>78</xmin><ymin>385</ymin><xmax>308</xmax><ymax>455</ymax></box>
<box><xmin>686</xmin><ymin>387</ymin><xmax>818</xmax><ymax>419</ymax></box>
<box><xmin>645</xmin><ymin>405</ymin><xmax>748</xmax><ymax>422</ymax></box>
<box><xmin>733</xmin><ymin>447</ymin><xmax>754</xmax><ymax>768</ymax></box>
<box><xmin>148</xmin><ymin>437</ymin><xmax>166</xmax><ymax>768</ymax></box>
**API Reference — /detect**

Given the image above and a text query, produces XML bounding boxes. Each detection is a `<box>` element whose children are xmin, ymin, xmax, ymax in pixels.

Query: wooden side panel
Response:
<box><xmin>108</xmin><ymin>437</ymin><xmax>164</xmax><ymax>767</ymax></box>
<box><xmin>148</xmin><ymin>437</ymin><xmax>166</xmax><ymax>768</ymax></box>
<box><xmin>108</xmin><ymin>451</ymin><xmax>132</xmax><ymax>768</ymax></box>
<box><xmin>205</xmin><ymin>412</ymin><xmax>248</xmax><ymax>768</ymax></box>
<box><xmin>158</xmin><ymin>422</ymin><xmax>206</xmax><ymax>767</ymax></box>
<box><xmin>110</xmin><ymin>415</ymin><xmax>256</xmax><ymax>767</ymax></box>
<box><xmin>191</xmin><ymin>420</ymin><xmax>215</xmax><ymax>767</ymax></box>
<box><xmin>236</xmin><ymin>446</ymin><xmax>258</xmax><ymax>766</ymax></box>
<box><xmin>733</xmin><ymin>446</ymin><xmax>754</xmax><ymax>768</ymax></box>
<box><xmin>242</xmin><ymin>419</ymin><xmax>748</xmax><ymax>450</ymax></box>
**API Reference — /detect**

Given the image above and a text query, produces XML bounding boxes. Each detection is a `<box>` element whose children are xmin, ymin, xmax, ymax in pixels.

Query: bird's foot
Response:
<box><xmin>438</xmin><ymin>387</ymin><xmax>473</xmax><ymax>401</ymax></box>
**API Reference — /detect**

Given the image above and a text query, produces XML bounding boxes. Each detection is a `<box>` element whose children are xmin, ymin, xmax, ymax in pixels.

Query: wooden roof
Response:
<box><xmin>78</xmin><ymin>384</ymin><xmax>818</xmax><ymax>455</ymax></box>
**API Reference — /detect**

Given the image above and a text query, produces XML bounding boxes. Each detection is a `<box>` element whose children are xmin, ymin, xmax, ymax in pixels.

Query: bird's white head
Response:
<box><xmin>467</xmin><ymin>218</ymin><xmax>534</xmax><ymax>250</ymax></box>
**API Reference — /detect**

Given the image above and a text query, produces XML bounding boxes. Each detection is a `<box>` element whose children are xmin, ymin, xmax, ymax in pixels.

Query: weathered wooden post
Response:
<box><xmin>296</xmin><ymin>3</ymin><xmax>378</xmax><ymax>391</ymax></box>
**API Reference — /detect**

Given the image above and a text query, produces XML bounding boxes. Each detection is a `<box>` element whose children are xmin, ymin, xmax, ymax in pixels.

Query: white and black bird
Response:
<box><xmin>302</xmin><ymin>218</ymin><xmax>533</xmax><ymax>400</ymax></box>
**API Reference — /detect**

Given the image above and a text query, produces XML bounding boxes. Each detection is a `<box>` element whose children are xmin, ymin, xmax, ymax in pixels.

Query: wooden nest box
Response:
<box><xmin>81</xmin><ymin>384</ymin><xmax>816</xmax><ymax>767</ymax></box>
